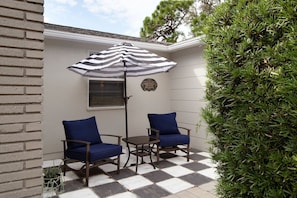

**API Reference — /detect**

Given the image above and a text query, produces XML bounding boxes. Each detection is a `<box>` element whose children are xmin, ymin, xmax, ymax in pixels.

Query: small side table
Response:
<box><xmin>122</xmin><ymin>136</ymin><xmax>159</xmax><ymax>173</ymax></box>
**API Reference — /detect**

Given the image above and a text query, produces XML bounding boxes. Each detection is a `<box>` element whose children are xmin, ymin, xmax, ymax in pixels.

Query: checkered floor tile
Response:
<box><xmin>43</xmin><ymin>148</ymin><xmax>218</xmax><ymax>198</ymax></box>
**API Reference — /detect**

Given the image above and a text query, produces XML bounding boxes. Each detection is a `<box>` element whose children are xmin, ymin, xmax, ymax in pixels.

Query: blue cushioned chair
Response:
<box><xmin>147</xmin><ymin>112</ymin><xmax>190</xmax><ymax>163</ymax></box>
<box><xmin>62</xmin><ymin>116</ymin><xmax>122</xmax><ymax>186</ymax></box>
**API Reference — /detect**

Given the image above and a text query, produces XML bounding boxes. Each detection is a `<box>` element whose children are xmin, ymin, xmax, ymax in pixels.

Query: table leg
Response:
<box><xmin>141</xmin><ymin>145</ymin><xmax>145</xmax><ymax>164</ymax></box>
<box><xmin>149</xmin><ymin>144</ymin><xmax>156</xmax><ymax>169</ymax></box>
<box><xmin>135</xmin><ymin>145</ymin><xmax>139</xmax><ymax>173</ymax></box>
<box><xmin>123</xmin><ymin>143</ymin><xmax>131</xmax><ymax>168</ymax></box>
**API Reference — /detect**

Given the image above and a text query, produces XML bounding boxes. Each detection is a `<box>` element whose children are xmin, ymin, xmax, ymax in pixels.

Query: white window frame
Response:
<box><xmin>87</xmin><ymin>78</ymin><xmax>125</xmax><ymax>111</ymax></box>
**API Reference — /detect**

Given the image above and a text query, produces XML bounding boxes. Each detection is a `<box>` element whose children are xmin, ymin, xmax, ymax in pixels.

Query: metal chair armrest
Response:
<box><xmin>147</xmin><ymin>128</ymin><xmax>160</xmax><ymax>139</ymax></box>
<box><xmin>62</xmin><ymin>139</ymin><xmax>91</xmax><ymax>163</ymax></box>
<box><xmin>178</xmin><ymin>127</ymin><xmax>190</xmax><ymax>136</ymax></box>
<box><xmin>100</xmin><ymin>134</ymin><xmax>122</xmax><ymax>144</ymax></box>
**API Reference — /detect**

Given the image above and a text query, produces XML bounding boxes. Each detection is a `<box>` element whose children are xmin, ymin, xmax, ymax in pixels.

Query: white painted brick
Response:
<box><xmin>0</xmin><ymin>47</ymin><xmax>24</xmax><ymax>57</ymax></box>
<box><xmin>26</xmin><ymin>31</ymin><xmax>44</xmax><ymax>41</ymax></box>
<box><xmin>0</xmin><ymin>86</ymin><xmax>24</xmax><ymax>95</ymax></box>
<box><xmin>0</xmin><ymin>57</ymin><xmax>43</xmax><ymax>67</ymax></box>
<box><xmin>0</xmin><ymin>0</ymin><xmax>44</xmax><ymax>13</ymax></box>
<box><xmin>0</xmin><ymin>186</ymin><xmax>42</xmax><ymax>198</ymax></box>
<box><xmin>25</xmin><ymin>177</ymin><xmax>43</xmax><ymax>188</ymax></box>
<box><xmin>0</xmin><ymin>181</ymin><xmax>23</xmax><ymax>193</ymax></box>
<box><xmin>0</xmin><ymin>7</ymin><xmax>24</xmax><ymax>19</ymax></box>
<box><xmin>0</xmin><ymin>95</ymin><xmax>42</xmax><ymax>105</ymax></box>
<box><xmin>25</xmin><ymin>50</ymin><xmax>43</xmax><ymax>58</ymax></box>
<box><xmin>26</xmin><ymin>12</ymin><xmax>43</xmax><ymax>22</ymax></box>
<box><xmin>0</xmin><ymin>143</ymin><xmax>23</xmax><ymax>154</ymax></box>
<box><xmin>25</xmin><ymin>104</ymin><xmax>42</xmax><ymax>113</ymax></box>
<box><xmin>25</xmin><ymin>159</ymin><xmax>42</xmax><ymax>169</ymax></box>
<box><xmin>25</xmin><ymin>68</ymin><xmax>43</xmax><ymax>77</ymax></box>
<box><xmin>1</xmin><ymin>37</ymin><xmax>43</xmax><ymax>50</ymax></box>
<box><xmin>0</xmin><ymin>162</ymin><xmax>23</xmax><ymax>174</ymax></box>
<box><xmin>0</xmin><ymin>114</ymin><xmax>42</xmax><ymax>125</ymax></box>
<box><xmin>0</xmin><ymin>0</ymin><xmax>44</xmax><ymax>196</ymax></box>
<box><xmin>28</xmin><ymin>0</ymin><xmax>44</xmax><ymax>4</ymax></box>
<box><xmin>0</xmin><ymin>77</ymin><xmax>42</xmax><ymax>86</ymax></box>
<box><xmin>25</xmin><ymin>122</ymin><xmax>41</xmax><ymax>132</ymax></box>
<box><xmin>25</xmin><ymin>141</ymin><xmax>42</xmax><ymax>150</ymax></box>
<box><xmin>0</xmin><ymin>105</ymin><xmax>24</xmax><ymax>114</ymax></box>
<box><xmin>0</xmin><ymin>67</ymin><xmax>24</xmax><ymax>76</ymax></box>
<box><xmin>0</xmin><ymin>124</ymin><xmax>23</xmax><ymax>133</ymax></box>
<box><xmin>0</xmin><ymin>17</ymin><xmax>44</xmax><ymax>32</ymax></box>
<box><xmin>0</xmin><ymin>168</ymin><xmax>42</xmax><ymax>182</ymax></box>
<box><xmin>0</xmin><ymin>131</ymin><xmax>41</xmax><ymax>143</ymax></box>
<box><xmin>0</xmin><ymin>27</ymin><xmax>25</xmax><ymax>38</ymax></box>
<box><xmin>25</xmin><ymin>86</ymin><xmax>42</xmax><ymax>95</ymax></box>
<box><xmin>0</xmin><ymin>150</ymin><xmax>42</xmax><ymax>163</ymax></box>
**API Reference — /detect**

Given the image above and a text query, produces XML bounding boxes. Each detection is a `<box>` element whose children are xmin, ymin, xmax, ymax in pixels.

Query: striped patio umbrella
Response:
<box><xmin>68</xmin><ymin>42</ymin><xmax>176</xmax><ymax>139</ymax></box>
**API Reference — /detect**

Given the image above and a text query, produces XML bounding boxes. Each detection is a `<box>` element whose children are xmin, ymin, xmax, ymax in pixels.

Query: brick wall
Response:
<box><xmin>0</xmin><ymin>0</ymin><xmax>44</xmax><ymax>197</ymax></box>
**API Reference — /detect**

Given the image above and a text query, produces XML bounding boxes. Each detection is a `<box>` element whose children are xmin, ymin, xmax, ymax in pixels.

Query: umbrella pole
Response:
<box><xmin>124</xmin><ymin>63</ymin><xmax>128</xmax><ymax>139</ymax></box>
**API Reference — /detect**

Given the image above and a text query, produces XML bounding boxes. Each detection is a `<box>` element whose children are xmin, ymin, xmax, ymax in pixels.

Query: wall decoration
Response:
<box><xmin>141</xmin><ymin>78</ymin><xmax>158</xmax><ymax>91</ymax></box>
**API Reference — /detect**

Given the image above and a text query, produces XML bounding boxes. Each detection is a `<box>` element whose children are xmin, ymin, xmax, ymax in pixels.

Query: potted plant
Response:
<box><xmin>43</xmin><ymin>165</ymin><xmax>64</xmax><ymax>195</ymax></box>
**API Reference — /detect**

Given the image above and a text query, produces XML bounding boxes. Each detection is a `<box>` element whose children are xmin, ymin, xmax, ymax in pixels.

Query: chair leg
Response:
<box><xmin>63</xmin><ymin>159</ymin><xmax>66</xmax><ymax>176</ymax></box>
<box><xmin>85</xmin><ymin>161</ymin><xmax>90</xmax><ymax>187</ymax></box>
<box><xmin>62</xmin><ymin>142</ymin><xmax>67</xmax><ymax>176</ymax></box>
<box><xmin>186</xmin><ymin>144</ymin><xmax>190</xmax><ymax>162</ymax></box>
<box><xmin>156</xmin><ymin>145</ymin><xmax>160</xmax><ymax>164</ymax></box>
<box><xmin>117</xmin><ymin>155</ymin><xmax>120</xmax><ymax>174</ymax></box>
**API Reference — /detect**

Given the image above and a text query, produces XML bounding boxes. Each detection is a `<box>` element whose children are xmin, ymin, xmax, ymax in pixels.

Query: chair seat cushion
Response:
<box><xmin>158</xmin><ymin>134</ymin><xmax>190</xmax><ymax>147</ymax></box>
<box><xmin>66</xmin><ymin>143</ymin><xmax>122</xmax><ymax>163</ymax></box>
<box><xmin>148</xmin><ymin>112</ymin><xmax>180</xmax><ymax>135</ymax></box>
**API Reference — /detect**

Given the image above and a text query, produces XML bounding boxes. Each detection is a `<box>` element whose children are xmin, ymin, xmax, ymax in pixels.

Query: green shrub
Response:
<box><xmin>202</xmin><ymin>0</ymin><xmax>297</xmax><ymax>197</ymax></box>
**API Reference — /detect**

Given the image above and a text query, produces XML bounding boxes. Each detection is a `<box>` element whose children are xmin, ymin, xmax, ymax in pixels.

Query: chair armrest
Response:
<box><xmin>147</xmin><ymin>128</ymin><xmax>160</xmax><ymax>139</ymax></box>
<box><xmin>100</xmin><ymin>134</ymin><xmax>122</xmax><ymax>144</ymax></box>
<box><xmin>178</xmin><ymin>127</ymin><xmax>190</xmax><ymax>136</ymax></box>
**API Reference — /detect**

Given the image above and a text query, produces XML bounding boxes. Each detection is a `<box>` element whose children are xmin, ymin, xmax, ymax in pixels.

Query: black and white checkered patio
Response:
<box><xmin>43</xmin><ymin>148</ymin><xmax>218</xmax><ymax>198</ymax></box>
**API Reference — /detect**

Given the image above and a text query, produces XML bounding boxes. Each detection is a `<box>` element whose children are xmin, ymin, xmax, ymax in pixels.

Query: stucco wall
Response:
<box><xmin>0</xmin><ymin>0</ymin><xmax>44</xmax><ymax>197</ymax></box>
<box><xmin>43</xmin><ymin>38</ymin><xmax>172</xmax><ymax>160</ymax></box>
<box><xmin>170</xmin><ymin>44</ymin><xmax>211</xmax><ymax>152</ymax></box>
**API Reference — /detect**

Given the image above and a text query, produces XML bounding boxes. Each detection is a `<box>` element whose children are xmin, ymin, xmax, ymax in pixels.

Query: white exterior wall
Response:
<box><xmin>170</xmin><ymin>44</ymin><xmax>212</xmax><ymax>152</ymax></box>
<box><xmin>43</xmin><ymin>38</ymin><xmax>172</xmax><ymax>160</ymax></box>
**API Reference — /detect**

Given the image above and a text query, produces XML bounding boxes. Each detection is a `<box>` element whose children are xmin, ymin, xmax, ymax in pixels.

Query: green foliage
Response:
<box><xmin>203</xmin><ymin>0</ymin><xmax>297</xmax><ymax>197</ymax></box>
<box><xmin>140</xmin><ymin>0</ymin><xmax>195</xmax><ymax>43</ymax></box>
<box><xmin>140</xmin><ymin>0</ymin><xmax>221</xmax><ymax>42</ymax></box>
<box><xmin>191</xmin><ymin>0</ymin><xmax>221</xmax><ymax>36</ymax></box>
<box><xmin>43</xmin><ymin>166</ymin><xmax>61</xmax><ymax>179</ymax></box>
<box><xmin>43</xmin><ymin>166</ymin><xmax>64</xmax><ymax>194</ymax></box>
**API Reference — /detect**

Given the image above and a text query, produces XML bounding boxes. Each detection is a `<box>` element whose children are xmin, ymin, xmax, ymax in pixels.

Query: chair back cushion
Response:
<box><xmin>148</xmin><ymin>112</ymin><xmax>180</xmax><ymax>135</ymax></box>
<box><xmin>63</xmin><ymin>116</ymin><xmax>102</xmax><ymax>148</ymax></box>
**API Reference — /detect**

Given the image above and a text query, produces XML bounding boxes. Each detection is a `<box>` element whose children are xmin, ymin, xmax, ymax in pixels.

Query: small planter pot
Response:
<box><xmin>44</xmin><ymin>174</ymin><xmax>62</xmax><ymax>189</ymax></box>
<box><xmin>43</xmin><ymin>167</ymin><xmax>64</xmax><ymax>196</ymax></box>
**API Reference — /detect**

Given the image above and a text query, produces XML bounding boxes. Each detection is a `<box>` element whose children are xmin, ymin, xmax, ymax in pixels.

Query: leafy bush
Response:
<box><xmin>202</xmin><ymin>0</ymin><xmax>297</xmax><ymax>197</ymax></box>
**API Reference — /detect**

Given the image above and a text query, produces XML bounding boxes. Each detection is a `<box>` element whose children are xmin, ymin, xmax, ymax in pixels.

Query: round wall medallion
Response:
<box><xmin>141</xmin><ymin>78</ymin><xmax>158</xmax><ymax>91</ymax></box>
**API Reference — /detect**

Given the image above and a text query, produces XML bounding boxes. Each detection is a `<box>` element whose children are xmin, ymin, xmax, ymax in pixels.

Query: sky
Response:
<box><xmin>44</xmin><ymin>0</ymin><xmax>161</xmax><ymax>37</ymax></box>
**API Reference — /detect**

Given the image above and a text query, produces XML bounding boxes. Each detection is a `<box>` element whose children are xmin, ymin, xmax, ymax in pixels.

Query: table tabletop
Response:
<box><xmin>122</xmin><ymin>136</ymin><xmax>159</xmax><ymax>145</ymax></box>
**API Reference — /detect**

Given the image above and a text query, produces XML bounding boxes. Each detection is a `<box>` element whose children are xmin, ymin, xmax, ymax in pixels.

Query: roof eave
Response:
<box><xmin>44</xmin><ymin>29</ymin><xmax>170</xmax><ymax>51</ymax></box>
<box><xmin>44</xmin><ymin>25</ymin><xmax>204</xmax><ymax>52</ymax></box>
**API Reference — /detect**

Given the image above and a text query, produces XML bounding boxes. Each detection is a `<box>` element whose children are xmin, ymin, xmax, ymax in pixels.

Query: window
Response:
<box><xmin>88</xmin><ymin>78</ymin><xmax>124</xmax><ymax>110</ymax></box>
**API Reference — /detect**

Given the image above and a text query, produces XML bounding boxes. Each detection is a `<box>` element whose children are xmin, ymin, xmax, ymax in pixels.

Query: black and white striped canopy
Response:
<box><xmin>68</xmin><ymin>42</ymin><xmax>176</xmax><ymax>78</ymax></box>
